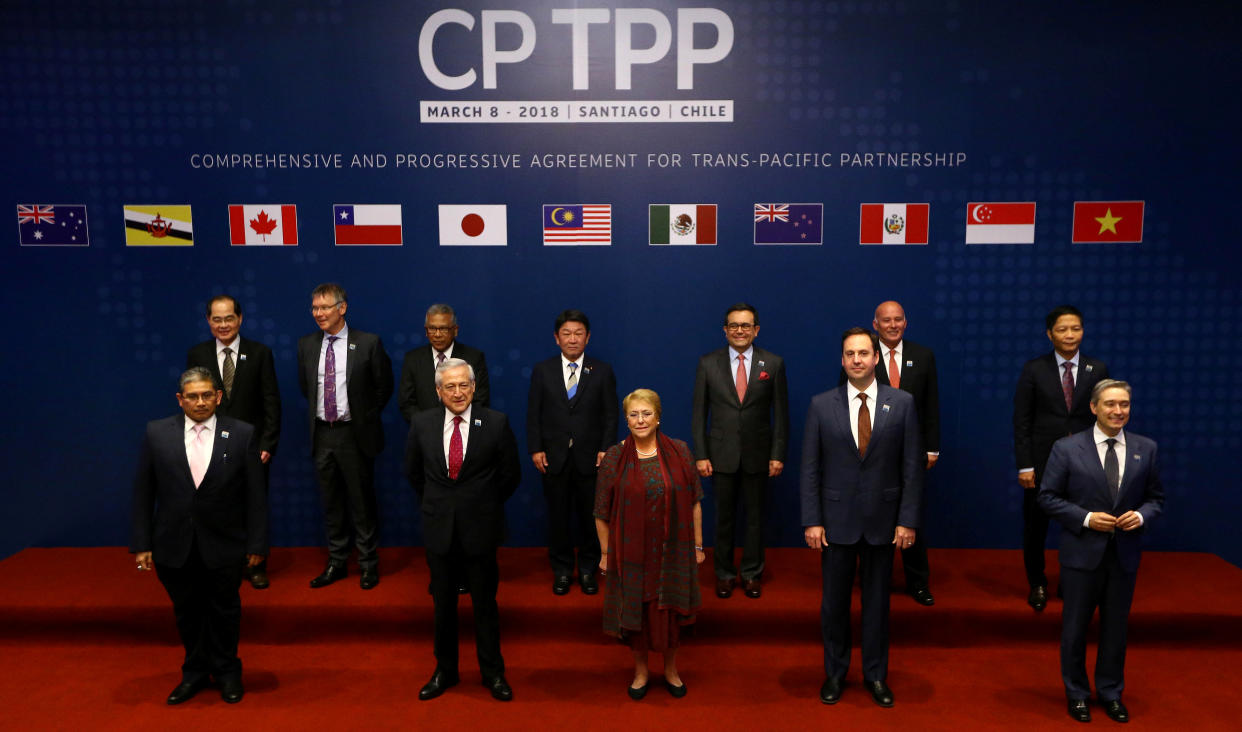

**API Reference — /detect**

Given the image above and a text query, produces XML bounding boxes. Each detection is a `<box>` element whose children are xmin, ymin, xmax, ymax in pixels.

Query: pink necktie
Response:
<box><xmin>888</xmin><ymin>349</ymin><xmax>900</xmax><ymax>389</ymax></box>
<box><xmin>448</xmin><ymin>415</ymin><xmax>464</xmax><ymax>479</ymax></box>
<box><xmin>1062</xmin><ymin>362</ymin><xmax>1075</xmax><ymax>411</ymax></box>
<box><xmin>190</xmin><ymin>424</ymin><xmax>208</xmax><ymax>487</ymax></box>
<box><xmin>735</xmin><ymin>354</ymin><xmax>747</xmax><ymax>402</ymax></box>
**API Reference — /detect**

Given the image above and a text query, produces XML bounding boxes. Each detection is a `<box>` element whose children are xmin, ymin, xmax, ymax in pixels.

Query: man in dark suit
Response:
<box><xmin>405</xmin><ymin>358</ymin><xmax>521</xmax><ymax>702</ymax></box>
<box><xmin>131</xmin><ymin>367</ymin><xmax>267</xmax><ymax>705</ymax></box>
<box><xmin>836</xmin><ymin>300</ymin><xmax>940</xmax><ymax>605</ymax></box>
<box><xmin>297</xmin><ymin>283</ymin><xmax>393</xmax><ymax>590</ymax></box>
<box><xmin>801</xmin><ymin>327</ymin><xmax>922</xmax><ymax>708</ymax></box>
<box><xmin>1039</xmin><ymin>380</ymin><xmax>1163</xmax><ymax>723</ymax></box>
<box><xmin>527</xmin><ymin>309</ymin><xmax>618</xmax><ymax>596</ymax></box>
<box><xmin>1014</xmin><ymin>305</ymin><xmax>1109</xmax><ymax>611</ymax></box>
<box><xmin>691</xmin><ymin>302</ymin><xmax>789</xmax><ymax>599</ymax></box>
<box><xmin>186</xmin><ymin>294</ymin><xmax>280</xmax><ymax>589</ymax></box>
<box><xmin>398</xmin><ymin>303</ymin><xmax>490</xmax><ymax>422</ymax></box>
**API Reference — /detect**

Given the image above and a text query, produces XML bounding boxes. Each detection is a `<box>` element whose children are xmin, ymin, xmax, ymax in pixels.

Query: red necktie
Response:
<box><xmin>888</xmin><ymin>349</ymin><xmax>900</xmax><ymax>389</ymax></box>
<box><xmin>1062</xmin><ymin>362</ymin><xmax>1075</xmax><ymax>412</ymax></box>
<box><xmin>857</xmin><ymin>394</ymin><xmax>871</xmax><ymax>457</ymax></box>
<box><xmin>448</xmin><ymin>415</ymin><xmax>464</xmax><ymax>479</ymax></box>
<box><xmin>735</xmin><ymin>354</ymin><xmax>747</xmax><ymax>402</ymax></box>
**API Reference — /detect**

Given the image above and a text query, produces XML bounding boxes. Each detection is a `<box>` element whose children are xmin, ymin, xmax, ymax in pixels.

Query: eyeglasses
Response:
<box><xmin>310</xmin><ymin>302</ymin><xmax>342</xmax><ymax>314</ymax></box>
<box><xmin>725</xmin><ymin>322</ymin><xmax>755</xmax><ymax>332</ymax></box>
<box><xmin>426</xmin><ymin>326</ymin><xmax>456</xmax><ymax>334</ymax></box>
<box><xmin>181</xmin><ymin>392</ymin><xmax>218</xmax><ymax>403</ymax></box>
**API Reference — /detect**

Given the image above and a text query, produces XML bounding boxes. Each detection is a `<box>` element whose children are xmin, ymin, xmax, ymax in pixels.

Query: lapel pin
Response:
<box><xmin>583</xmin><ymin>365</ymin><xmax>592</xmax><ymax>374</ymax></box>
<box><xmin>1132</xmin><ymin>454</ymin><xmax>1141</xmax><ymax>460</ymax></box>
<box><xmin>758</xmin><ymin>360</ymin><xmax>766</xmax><ymax>368</ymax></box>
<box><xmin>239</xmin><ymin>353</ymin><xmax>247</xmax><ymax>361</ymax></box>
<box><xmin>221</xmin><ymin>430</ymin><xmax>230</xmax><ymax>439</ymax></box>
<box><xmin>473</xmin><ymin>419</ymin><xmax>482</xmax><ymax>427</ymax></box>
<box><xmin>1085</xmin><ymin>364</ymin><xmax>1093</xmax><ymax>372</ymax></box>
<box><xmin>348</xmin><ymin>343</ymin><xmax>356</xmax><ymax>351</ymax></box>
<box><xmin>881</xmin><ymin>404</ymin><xmax>890</xmax><ymax>412</ymax></box>
<box><xmin>906</xmin><ymin>360</ymin><xmax>914</xmax><ymax>367</ymax></box>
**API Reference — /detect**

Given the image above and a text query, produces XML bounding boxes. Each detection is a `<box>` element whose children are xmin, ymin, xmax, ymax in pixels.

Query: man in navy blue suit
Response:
<box><xmin>1039</xmin><ymin>379</ymin><xmax>1163</xmax><ymax>724</ymax></box>
<box><xmin>131</xmin><ymin>367</ymin><xmax>267</xmax><ymax>705</ymax></box>
<box><xmin>800</xmin><ymin>328</ymin><xmax>922</xmax><ymax>708</ymax></box>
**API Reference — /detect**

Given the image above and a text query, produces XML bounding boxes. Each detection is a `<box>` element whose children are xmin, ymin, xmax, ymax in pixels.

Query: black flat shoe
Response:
<box><xmin>1103</xmin><ymin>699</ymin><xmax>1129</xmax><ymax>723</ymax></box>
<box><xmin>310</xmin><ymin>564</ymin><xmax>347</xmax><ymax>588</ymax></box>
<box><xmin>628</xmin><ymin>682</ymin><xmax>648</xmax><ymax>700</ymax></box>
<box><xmin>166</xmin><ymin>676</ymin><xmax>209</xmax><ymax>705</ymax></box>
<box><xmin>819</xmin><ymin>677</ymin><xmax>843</xmax><ymax>704</ymax></box>
<box><xmin>865</xmin><ymin>680</ymin><xmax>894</xmax><ymax>707</ymax></box>
<box><xmin>1068</xmin><ymin>698</ymin><xmax>1092</xmax><ymax>722</ymax></box>
<box><xmin>418</xmin><ymin>669</ymin><xmax>459</xmax><ymax>701</ymax></box>
<box><xmin>666</xmin><ymin>680</ymin><xmax>687</xmax><ymax>698</ymax></box>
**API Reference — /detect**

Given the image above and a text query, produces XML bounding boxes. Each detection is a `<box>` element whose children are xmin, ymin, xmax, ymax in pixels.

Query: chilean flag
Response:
<box><xmin>333</xmin><ymin>204</ymin><xmax>403</xmax><ymax>246</ymax></box>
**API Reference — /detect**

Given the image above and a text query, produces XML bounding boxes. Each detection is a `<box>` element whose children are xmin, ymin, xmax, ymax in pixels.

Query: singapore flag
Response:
<box><xmin>965</xmin><ymin>202</ymin><xmax>1036</xmax><ymax>244</ymax></box>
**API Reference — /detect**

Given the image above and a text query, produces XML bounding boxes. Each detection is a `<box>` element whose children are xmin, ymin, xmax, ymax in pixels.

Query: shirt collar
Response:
<box><xmin>184</xmin><ymin>414</ymin><xmax>218</xmax><ymax>434</ymax></box>
<box><xmin>325</xmin><ymin>323</ymin><xmax>349</xmax><ymax>343</ymax></box>
<box><xmin>1093</xmin><ymin>423</ymin><xmax>1125</xmax><ymax>447</ymax></box>
<box><xmin>730</xmin><ymin>345</ymin><xmax>755</xmax><ymax>364</ymax></box>
<box><xmin>881</xmin><ymin>340</ymin><xmax>902</xmax><ymax>358</ymax></box>
<box><xmin>444</xmin><ymin>404</ymin><xmax>473</xmax><ymax>428</ymax></box>
<box><xmin>436</xmin><ymin>342</ymin><xmax>455</xmax><ymax>360</ymax></box>
<box><xmin>847</xmin><ymin>378</ymin><xmax>879</xmax><ymax>404</ymax></box>
<box><xmin>561</xmin><ymin>353</ymin><xmax>584</xmax><ymax>370</ymax></box>
<box><xmin>1055</xmin><ymin>350</ymin><xmax>1079</xmax><ymax>368</ymax></box>
<box><xmin>215</xmin><ymin>337</ymin><xmax>239</xmax><ymax>354</ymax></box>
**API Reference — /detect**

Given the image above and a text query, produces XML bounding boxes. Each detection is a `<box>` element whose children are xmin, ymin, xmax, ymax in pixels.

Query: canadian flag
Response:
<box><xmin>859</xmin><ymin>203</ymin><xmax>929</xmax><ymax>245</ymax></box>
<box><xmin>229</xmin><ymin>205</ymin><xmax>298</xmax><ymax>245</ymax></box>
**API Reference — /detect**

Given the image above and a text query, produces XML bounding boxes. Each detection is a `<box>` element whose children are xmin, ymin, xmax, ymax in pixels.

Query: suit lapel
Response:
<box><xmin>1041</xmin><ymin>353</ymin><xmax>1068</xmax><ymax>415</ymax></box>
<box><xmin>830</xmin><ymin>388</ymin><xmax>857</xmax><ymax>459</ymax></box>
<box><xmin>719</xmin><ymin>349</ymin><xmax>744</xmax><ymax>406</ymax></box>
<box><xmin>345</xmin><ymin>331</ymin><xmax>357</xmax><ymax>383</ymax></box>
<box><xmin>200</xmin><ymin>419</ymin><xmax>230</xmax><ymax>490</ymax></box>
<box><xmin>168</xmin><ymin>417</ymin><xmax>195</xmax><ymax>486</ymax></box>
<box><xmin>1072</xmin><ymin>357</ymin><xmax>1094</xmax><ymax>408</ymax></box>
<box><xmin>1074</xmin><ymin>433</ymin><xmax>1115</xmax><ymax>505</ymax></box>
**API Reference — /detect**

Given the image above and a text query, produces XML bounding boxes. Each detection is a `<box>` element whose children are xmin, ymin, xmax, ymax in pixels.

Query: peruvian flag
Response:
<box><xmin>228</xmin><ymin>205</ymin><xmax>298</xmax><ymax>246</ymax></box>
<box><xmin>859</xmin><ymin>203</ymin><xmax>929</xmax><ymax>245</ymax></box>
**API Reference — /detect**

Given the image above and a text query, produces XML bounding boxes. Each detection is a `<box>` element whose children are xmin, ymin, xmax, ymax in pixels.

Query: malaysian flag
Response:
<box><xmin>18</xmin><ymin>204</ymin><xmax>89</xmax><ymax>246</ymax></box>
<box><xmin>543</xmin><ymin>204</ymin><xmax>612</xmax><ymax>246</ymax></box>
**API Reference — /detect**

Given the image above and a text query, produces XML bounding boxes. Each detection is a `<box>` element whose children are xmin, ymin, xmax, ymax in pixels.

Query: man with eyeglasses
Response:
<box><xmin>691</xmin><ymin>302</ymin><xmax>789</xmax><ymax>599</ymax></box>
<box><xmin>297</xmin><ymin>283</ymin><xmax>393</xmax><ymax>590</ymax></box>
<box><xmin>399</xmin><ymin>304</ymin><xmax>490</xmax><ymax>422</ymax></box>
<box><xmin>186</xmin><ymin>294</ymin><xmax>280</xmax><ymax>589</ymax></box>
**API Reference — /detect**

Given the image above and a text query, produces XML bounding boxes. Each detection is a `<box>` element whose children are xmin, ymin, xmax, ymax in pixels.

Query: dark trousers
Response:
<box><xmin>313</xmin><ymin>421</ymin><xmax>379</xmax><ymax>569</ymax></box>
<box><xmin>543</xmin><ymin>453</ymin><xmax>599</xmax><ymax>577</ymax></box>
<box><xmin>900</xmin><ymin>490</ymin><xmax>931</xmax><ymax>591</ymax></box>
<box><xmin>712</xmin><ymin>470</ymin><xmax>767</xmax><ymax>581</ymax></box>
<box><xmin>821</xmin><ymin>541</ymin><xmax>894</xmax><ymax>682</ymax></box>
<box><xmin>426</xmin><ymin>535</ymin><xmax>504</xmax><ymax>680</ymax></box>
<box><xmin>1022</xmin><ymin>483</ymin><xmax>1051</xmax><ymax>588</ymax></box>
<box><xmin>1060</xmin><ymin>540</ymin><xmax>1137</xmax><ymax>701</ymax></box>
<box><xmin>155</xmin><ymin>543</ymin><xmax>245</xmax><ymax>683</ymax></box>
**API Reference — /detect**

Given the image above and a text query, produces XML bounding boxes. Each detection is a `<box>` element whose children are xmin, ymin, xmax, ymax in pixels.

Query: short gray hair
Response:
<box><xmin>179</xmin><ymin>366</ymin><xmax>218</xmax><ymax>392</ymax></box>
<box><xmin>1091</xmin><ymin>378</ymin><xmax>1132</xmax><ymax>404</ymax></box>
<box><xmin>425</xmin><ymin>303</ymin><xmax>457</xmax><ymax>326</ymax></box>
<box><xmin>434</xmin><ymin>357</ymin><xmax>475</xmax><ymax>387</ymax></box>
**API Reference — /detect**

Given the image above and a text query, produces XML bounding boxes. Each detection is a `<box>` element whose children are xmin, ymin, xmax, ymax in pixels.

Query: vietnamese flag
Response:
<box><xmin>1072</xmin><ymin>201</ymin><xmax>1145</xmax><ymax>243</ymax></box>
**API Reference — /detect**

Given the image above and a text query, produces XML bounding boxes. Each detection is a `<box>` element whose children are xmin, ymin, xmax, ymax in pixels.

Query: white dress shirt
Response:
<box><xmin>316</xmin><ymin>324</ymin><xmax>351</xmax><ymax>421</ymax></box>
<box><xmin>1084</xmin><ymin>424</ymin><xmax>1142</xmax><ymax>527</ymax></box>
<box><xmin>432</xmin><ymin>342</ymin><xmax>455</xmax><ymax>367</ymax></box>
<box><xmin>184</xmin><ymin>414</ymin><xmax>217</xmax><ymax>484</ymax></box>
<box><xmin>561</xmin><ymin>353</ymin><xmax>584</xmax><ymax>391</ymax></box>
<box><xmin>846</xmin><ymin>378</ymin><xmax>879</xmax><ymax>450</ymax></box>
<box><xmin>1055</xmin><ymin>350</ymin><xmax>1080</xmax><ymax>386</ymax></box>
<box><xmin>216</xmin><ymin>337</ymin><xmax>240</xmax><ymax>378</ymax></box>
<box><xmin>443</xmin><ymin>404</ymin><xmax>473</xmax><ymax>463</ymax></box>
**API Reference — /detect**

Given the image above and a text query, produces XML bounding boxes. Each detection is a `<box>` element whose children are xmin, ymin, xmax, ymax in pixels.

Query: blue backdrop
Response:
<box><xmin>3</xmin><ymin>1</ymin><xmax>1239</xmax><ymax>567</ymax></box>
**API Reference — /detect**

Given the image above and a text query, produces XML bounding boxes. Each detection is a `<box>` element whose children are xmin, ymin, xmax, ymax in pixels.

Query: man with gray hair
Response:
<box><xmin>1039</xmin><ymin>379</ymin><xmax>1164</xmax><ymax>723</ymax></box>
<box><xmin>405</xmin><ymin>357</ymin><xmax>521</xmax><ymax>702</ymax></box>
<box><xmin>399</xmin><ymin>303</ymin><xmax>490</xmax><ymax>422</ymax></box>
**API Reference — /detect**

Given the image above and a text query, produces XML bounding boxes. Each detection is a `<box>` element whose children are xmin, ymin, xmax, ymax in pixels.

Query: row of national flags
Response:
<box><xmin>16</xmin><ymin>200</ymin><xmax>1146</xmax><ymax>247</ymax></box>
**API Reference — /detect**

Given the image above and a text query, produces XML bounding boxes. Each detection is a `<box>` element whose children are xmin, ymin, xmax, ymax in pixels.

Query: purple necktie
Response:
<box><xmin>1061</xmin><ymin>361</ymin><xmax>1074</xmax><ymax>412</ymax></box>
<box><xmin>325</xmin><ymin>335</ymin><xmax>339</xmax><ymax>422</ymax></box>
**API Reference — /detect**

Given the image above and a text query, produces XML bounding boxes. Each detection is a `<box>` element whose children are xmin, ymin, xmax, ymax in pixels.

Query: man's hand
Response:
<box><xmin>696</xmin><ymin>459</ymin><xmax>713</xmax><ymax>477</ymax></box>
<box><xmin>260</xmin><ymin>450</ymin><xmax>272</xmax><ymax>464</ymax></box>
<box><xmin>768</xmin><ymin>460</ymin><xmax>784</xmax><ymax>478</ymax></box>
<box><xmin>1018</xmin><ymin>472</ymin><xmax>1036</xmax><ymax>489</ymax></box>
<box><xmin>1088</xmin><ymin>512</ymin><xmax>1118</xmax><ymax>532</ymax></box>
<box><xmin>135</xmin><ymin>552</ymin><xmax>153</xmax><ymax>571</ymax></box>
<box><xmin>804</xmin><ymin>525</ymin><xmax>827</xmax><ymax>551</ymax></box>
<box><xmin>246</xmin><ymin>554</ymin><xmax>264</xmax><ymax>568</ymax></box>
<box><xmin>531</xmin><ymin>452</ymin><xmax>548</xmax><ymax>474</ymax></box>
<box><xmin>596</xmin><ymin>451</ymin><xmax>606</xmax><ymax>468</ymax></box>
<box><xmin>893</xmin><ymin>526</ymin><xmax>917</xmax><ymax>549</ymax></box>
<box><xmin>1115</xmin><ymin>511</ymin><xmax>1143</xmax><ymax>531</ymax></box>
<box><xmin>926</xmin><ymin>454</ymin><xmax>938</xmax><ymax>469</ymax></box>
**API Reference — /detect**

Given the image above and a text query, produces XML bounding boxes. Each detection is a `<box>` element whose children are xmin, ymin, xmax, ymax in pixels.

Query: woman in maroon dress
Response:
<box><xmin>594</xmin><ymin>388</ymin><xmax>705</xmax><ymax>699</ymax></box>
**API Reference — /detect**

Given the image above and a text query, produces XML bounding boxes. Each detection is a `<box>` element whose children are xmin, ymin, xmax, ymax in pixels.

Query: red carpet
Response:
<box><xmin>1</xmin><ymin>547</ymin><xmax>1239</xmax><ymax>730</ymax></box>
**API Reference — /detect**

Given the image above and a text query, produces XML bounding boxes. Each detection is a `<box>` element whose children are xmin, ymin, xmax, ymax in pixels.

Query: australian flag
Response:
<box><xmin>753</xmin><ymin>203</ymin><xmax>823</xmax><ymax>245</ymax></box>
<box><xmin>18</xmin><ymin>204</ymin><xmax>89</xmax><ymax>246</ymax></box>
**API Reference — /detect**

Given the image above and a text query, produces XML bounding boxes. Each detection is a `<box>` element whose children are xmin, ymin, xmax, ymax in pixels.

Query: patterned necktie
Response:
<box><xmin>448</xmin><ymin>415</ymin><xmax>464</xmax><ymax>479</ymax></box>
<box><xmin>437</xmin><ymin>351</ymin><xmax>446</xmax><ymax>366</ymax></box>
<box><xmin>1104</xmin><ymin>438</ymin><xmax>1120</xmax><ymax>501</ymax></box>
<box><xmin>190</xmin><ymin>424</ymin><xmax>208</xmax><ymax>488</ymax></box>
<box><xmin>888</xmin><ymin>349</ymin><xmax>900</xmax><ymax>389</ymax></box>
<box><xmin>567</xmin><ymin>362</ymin><xmax>579</xmax><ymax>399</ymax></box>
<box><xmin>324</xmin><ymin>335</ymin><xmax>339</xmax><ymax>421</ymax></box>
<box><xmin>735</xmin><ymin>353</ymin><xmax>747</xmax><ymax>402</ymax></box>
<box><xmin>857</xmin><ymin>394</ymin><xmax>871</xmax><ymax>457</ymax></box>
<box><xmin>1062</xmin><ymin>361</ymin><xmax>1075</xmax><ymax>412</ymax></box>
<box><xmin>221</xmin><ymin>347</ymin><xmax>235</xmax><ymax>398</ymax></box>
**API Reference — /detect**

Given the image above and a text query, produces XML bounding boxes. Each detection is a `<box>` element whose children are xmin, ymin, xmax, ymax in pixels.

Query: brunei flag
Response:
<box><xmin>124</xmin><ymin>205</ymin><xmax>194</xmax><ymax>246</ymax></box>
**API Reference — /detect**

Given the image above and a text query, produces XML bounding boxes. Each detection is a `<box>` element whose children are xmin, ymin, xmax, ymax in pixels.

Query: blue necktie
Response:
<box><xmin>566</xmin><ymin>362</ymin><xmax>579</xmax><ymax>399</ymax></box>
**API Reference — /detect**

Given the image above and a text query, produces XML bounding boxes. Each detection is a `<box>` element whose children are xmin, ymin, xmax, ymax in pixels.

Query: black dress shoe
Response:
<box><xmin>219</xmin><ymin>676</ymin><xmax>244</xmax><ymax>704</ymax></box>
<box><xmin>418</xmin><ymin>670</ymin><xmax>459</xmax><ymax>701</ymax></box>
<box><xmin>1028</xmin><ymin>585</ymin><xmax>1048</xmax><ymax>612</ymax></box>
<box><xmin>580</xmin><ymin>572</ymin><xmax>599</xmax><ymax>595</ymax></box>
<box><xmin>484</xmin><ymin>675</ymin><xmax>513</xmax><ymax>702</ymax></box>
<box><xmin>360</xmin><ymin>568</ymin><xmax>379</xmax><ymax>590</ymax></box>
<box><xmin>553</xmin><ymin>575</ymin><xmax>572</xmax><ymax>595</ymax></box>
<box><xmin>309</xmin><ymin>564</ymin><xmax>347</xmax><ymax>588</ymax></box>
<box><xmin>910</xmin><ymin>587</ymin><xmax>935</xmax><ymax>606</ymax></box>
<box><xmin>666</xmin><ymin>679</ymin><xmax>687</xmax><ymax>698</ymax></box>
<box><xmin>166</xmin><ymin>677</ymin><xmax>208</xmax><ymax>705</ymax></box>
<box><xmin>819</xmin><ymin>677</ymin><xmax>843</xmax><ymax>704</ymax></box>
<box><xmin>1103</xmin><ymin>699</ymin><xmax>1129</xmax><ymax>723</ymax></box>
<box><xmin>248</xmin><ymin>565</ymin><xmax>270</xmax><ymax>590</ymax></box>
<box><xmin>715</xmin><ymin>578</ymin><xmax>735</xmax><ymax>598</ymax></box>
<box><xmin>743</xmin><ymin>578</ymin><xmax>762</xmax><ymax>598</ymax></box>
<box><xmin>1068</xmin><ymin>698</ymin><xmax>1092</xmax><ymax>722</ymax></box>
<box><xmin>627</xmin><ymin>681</ymin><xmax>648</xmax><ymax>700</ymax></box>
<box><xmin>865</xmin><ymin>680</ymin><xmax>894</xmax><ymax>707</ymax></box>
